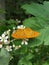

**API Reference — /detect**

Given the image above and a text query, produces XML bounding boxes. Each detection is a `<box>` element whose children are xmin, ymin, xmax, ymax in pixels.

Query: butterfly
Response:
<box><xmin>12</xmin><ymin>27</ymin><xmax>39</xmax><ymax>39</ymax></box>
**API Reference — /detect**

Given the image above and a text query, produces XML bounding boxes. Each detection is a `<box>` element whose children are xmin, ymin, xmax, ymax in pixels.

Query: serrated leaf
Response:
<box><xmin>38</xmin><ymin>27</ymin><xmax>49</xmax><ymax>45</ymax></box>
<box><xmin>23</xmin><ymin>17</ymin><xmax>48</xmax><ymax>30</ymax></box>
<box><xmin>22</xmin><ymin>1</ymin><xmax>49</xmax><ymax>20</ymax></box>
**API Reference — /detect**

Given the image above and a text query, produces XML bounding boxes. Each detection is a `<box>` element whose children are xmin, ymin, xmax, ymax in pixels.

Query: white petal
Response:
<box><xmin>4</xmin><ymin>40</ymin><xmax>10</xmax><ymax>44</ymax></box>
<box><xmin>21</xmin><ymin>25</ymin><xmax>24</xmax><ymax>28</ymax></box>
<box><xmin>9</xmin><ymin>49</ymin><xmax>12</xmax><ymax>51</ymax></box>
<box><xmin>4</xmin><ymin>39</ymin><xmax>7</xmax><ymax>42</ymax></box>
<box><xmin>10</xmin><ymin>46</ymin><xmax>12</xmax><ymax>48</ymax></box>
<box><xmin>8</xmin><ymin>29</ymin><xmax>11</xmax><ymax>32</ymax></box>
<box><xmin>19</xmin><ymin>45</ymin><xmax>21</xmax><ymax>47</ymax></box>
<box><xmin>21</xmin><ymin>41</ymin><xmax>24</xmax><ymax>45</ymax></box>
<box><xmin>21</xmin><ymin>25</ymin><xmax>25</xmax><ymax>28</ymax></box>
<box><xmin>24</xmin><ymin>26</ymin><xmax>26</xmax><ymax>29</ymax></box>
<box><xmin>13</xmin><ymin>44</ymin><xmax>15</xmax><ymax>47</ymax></box>
<box><xmin>13</xmin><ymin>27</ymin><xmax>15</xmax><ymax>30</ymax></box>
<box><xmin>18</xmin><ymin>21</ymin><xmax>21</xmax><ymax>23</ymax></box>
<box><xmin>25</xmin><ymin>41</ymin><xmax>28</xmax><ymax>45</ymax></box>
<box><xmin>2</xmin><ymin>34</ymin><xmax>5</xmax><ymax>37</ymax></box>
<box><xmin>5</xmin><ymin>46</ymin><xmax>12</xmax><ymax>51</ymax></box>
<box><xmin>7</xmin><ymin>31</ymin><xmax>9</xmax><ymax>34</ymax></box>
<box><xmin>15</xmin><ymin>46</ymin><xmax>19</xmax><ymax>50</ymax></box>
<box><xmin>5</xmin><ymin>36</ymin><xmax>9</xmax><ymax>39</ymax></box>
<box><xmin>0</xmin><ymin>44</ymin><xmax>2</xmax><ymax>48</ymax></box>
<box><xmin>7</xmin><ymin>29</ymin><xmax>11</xmax><ymax>34</ymax></box>
<box><xmin>4</xmin><ymin>40</ymin><xmax>8</xmax><ymax>44</ymax></box>
<box><xmin>17</xmin><ymin>26</ymin><xmax>21</xmax><ymax>29</ymax></box>
<box><xmin>3</xmin><ymin>31</ymin><xmax>7</xmax><ymax>36</ymax></box>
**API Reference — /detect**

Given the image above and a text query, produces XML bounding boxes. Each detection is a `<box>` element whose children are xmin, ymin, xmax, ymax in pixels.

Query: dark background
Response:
<box><xmin>5</xmin><ymin>0</ymin><xmax>49</xmax><ymax>21</ymax></box>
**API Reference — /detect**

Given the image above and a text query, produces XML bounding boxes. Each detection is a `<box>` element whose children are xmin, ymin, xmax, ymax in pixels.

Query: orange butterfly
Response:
<box><xmin>12</xmin><ymin>27</ymin><xmax>39</xmax><ymax>39</ymax></box>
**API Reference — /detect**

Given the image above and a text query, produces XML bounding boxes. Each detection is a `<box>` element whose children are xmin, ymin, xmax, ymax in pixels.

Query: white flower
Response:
<box><xmin>21</xmin><ymin>39</ymin><xmax>28</xmax><ymax>45</ymax></box>
<box><xmin>5</xmin><ymin>46</ymin><xmax>12</xmax><ymax>51</ymax></box>
<box><xmin>8</xmin><ymin>29</ymin><xmax>11</xmax><ymax>32</ymax></box>
<box><xmin>4</xmin><ymin>40</ymin><xmax>10</xmax><ymax>44</ymax></box>
<box><xmin>17</xmin><ymin>25</ymin><xmax>25</xmax><ymax>29</ymax></box>
<box><xmin>13</xmin><ymin>27</ymin><xmax>16</xmax><ymax>33</ymax></box>
<box><xmin>17</xmin><ymin>26</ymin><xmax>21</xmax><ymax>29</ymax></box>
<box><xmin>19</xmin><ymin>45</ymin><xmax>21</xmax><ymax>47</ymax></box>
<box><xmin>25</xmin><ymin>41</ymin><xmax>28</xmax><ymax>45</ymax></box>
<box><xmin>21</xmin><ymin>40</ymin><xmax>25</xmax><ymax>45</ymax></box>
<box><xmin>5</xmin><ymin>36</ymin><xmax>9</xmax><ymax>39</ymax></box>
<box><xmin>4</xmin><ymin>39</ymin><xmax>7</xmax><ymax>43</ymax></box>
<box><xmin>7</xmin><ymin>29</ymin><xmax>11</xmax><ymax>35</ymax></box>
<box><xmin>4</xmin><ymin>31</ymin><xmax>7</xmax><ymax>35</ymax></box>
<box><xmin>15</xmin><ymin>45</ymin><xmax>21</xmax><ymax>50</ymax></box>
<box><xmin>0</xmin><ymin>33</ymin><xmax>6</xmax><ymax>42</ymax></box>
<box><xmin>4</xmin><ymin>36</ymin><xmax>10</xmax><ymax>44</ymax></box>
<box><xmin>2</xmin><ymin>34</ymin><xmax>5</xmax><ymax>37</ymax></box>
<box><xmin>18</xmin><ymin>21</ymin><xmax>21</xmax><ymax>23</ymax></box>
<box><xmin>0</xmin><ymin>44</ymin><xmax>2</xmax><ymax>48</ymax></box>
<box><xmin>0</xmin><ymin>33</ymin><xmax>10</xmax><ymax>44</ymax></box>
<box><xmin>16</xmin><ymin>19</ymin><xmax>18</xmax><ymax>21</ymax></box>
<box><xmin>13</xmin><ymin>44</ymin><xmax>15</xmax><ymax>48</ymax></box>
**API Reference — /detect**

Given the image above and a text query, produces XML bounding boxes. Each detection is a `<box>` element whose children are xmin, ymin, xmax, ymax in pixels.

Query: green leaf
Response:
<box><xmin>18</xmin><ymin>58</ymin><xmax>32</xmax><ymax>65</ymax></box>
<box><xmin>12</xmin><ymin>39</ymin><xmax>22</xmax><ymax>46</ymax></box>
<box><xmin>0</xmin><ymin>48</ymin><xmax>11</xmax><ymax>65</ymax></box>
<box><xmin>20</xmin><ymin>46</ymin><xmax>28</xmax><ymax>54</ymax></box>
<box><xmin>42</xmin><ymin>62</ymin><xmax>49</xmax><ymax>65</ymax></box>
<box><xmin>28</xmin><ymin>38</ymin><xmax>41</xmax><ymax>48</ymax></box>
<box><xmin>22</xmin><ymin>1</ymin><xmax>49</xmax><ymax>20</ymax></box>
<box><xmin>5</xmin><ymin>19</ymin><xmax>17</xmax><ymax>29</ymax></box>
<box><xmin>38</xmin><ymin>27</ymin><xmax>49</xmax><ymax>45</ymax></box>
<box><xmin>25</xmin><ymin>53</ymin><xmax>34</xmax><ymax>60</ymax></box>
<box><xmin>23</xmin><ymin>17</ymin><xmax>48</xmax><ymax>30</ymax></box>
<box><xmin>12</xmin><ymin>45</ymin><xmax>27</xmax><ymax>55</ymax></box>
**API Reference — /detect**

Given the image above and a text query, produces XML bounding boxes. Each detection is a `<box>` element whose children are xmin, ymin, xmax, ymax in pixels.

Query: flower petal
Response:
<box><xmin>25</xmin><ymin>41</ymin><xmax>28</xmax><ymax>45</ymax></box>
<box><xmin>2</xmin><ymin>34</ymin><xmax>5</xmax><ymax>37</ymax></box>
<box><xmin>21</xmin><ymin>41</ymin><xmax>24</xmax><ymax>45</ymax></box>
<box><xmin>0</xmin><ymin>44</ymin><xmax>2</xmax><ymax>48</ymax></box>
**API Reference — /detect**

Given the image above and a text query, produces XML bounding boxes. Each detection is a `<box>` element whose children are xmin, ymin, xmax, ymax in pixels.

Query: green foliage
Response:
<box><xmin>5</xmin><ymin>0</ymin><xmax>44</xmax><ymax>20</ymax></box>
<box><xmin>22</xmin><ymin>1</ymin><xmax>49</xmax><ymax>20</ymax></box>
<box><xmin>0</xmin><ymin>48</ymin><xmax>11</xmax><ymax>65</ymax></box>
<box><xmin>21</xmin><ymin>1</ymin><xmax>49</xmax><ymax>65</ymax></box>
<box><xmin>42</xmin><ymin>62</ymin><xmax>49</xmax><ymax>65</ymax></box>
<box><xmin>0</xmin><ymin>1</ymin><xmax>49</xmax><ymax>65</ymax></box>
<box><xmin>22</xmin><ymin>1</ymin><xmax>49</xmax><ymax>46</ymax></box>
<box><xmin>18</xmin><ymin>58</ymin><xmax>32</xmax><ymax>65</ymax></box>
<box><xmin>23</xmin><ymin>17</ymin><xmax>49</xmax><ymax>30</ymax></box>
<box><xmin>5</xmin><ymin>19</ymin><xmax>17</xmax><ymax>29</ymax></box>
